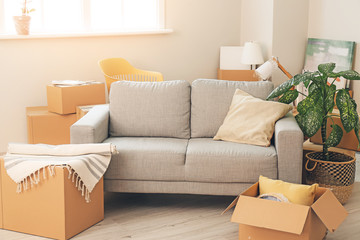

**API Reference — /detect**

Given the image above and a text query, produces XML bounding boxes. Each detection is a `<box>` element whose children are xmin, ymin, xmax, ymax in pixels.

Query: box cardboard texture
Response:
<box><xmin>310</xmin><ymin>115</ymin><xmax>360</xmax><ymax>151</ymax></box>
<box><xmin>217</xmin><ymin>69</ymin><xmax>259</xmax><ymax>81</ymax></box>
<box><xmin>76</xmin><ymin>104</ymin><xmax>108</xmax><ymax>120</ymax></box>
<box><xmin>223</xmin><ymin>182</ymin><xmax>347</xmax><ymax>240</ymax></box>
<box><xmin>47</xmin><ymin>83</ymin><xmax>106</xmax><ymax>114</ymax></box>
<box><xmin>0</xmin><ymin>158</ymin><xmax>104</xmax><ymax>240</ymax></box>
<box><xmin>27</xmin><ymin>106</ymin><xmax>77</xmax><ymax>145</ymax></box>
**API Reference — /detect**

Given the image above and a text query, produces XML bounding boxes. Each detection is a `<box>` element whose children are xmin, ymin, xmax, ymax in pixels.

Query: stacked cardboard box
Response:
<box><xmin>27</xmin><ymin>83</ymin><xmax>106</xmax><ymax>144</ymax></box>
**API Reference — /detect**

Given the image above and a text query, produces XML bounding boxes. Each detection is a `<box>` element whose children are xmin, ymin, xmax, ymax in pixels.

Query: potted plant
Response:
<box><xmin>13</xmin><ymin>0</ymin><xmax>35</xmax><ymax>35</ymax></box>
<box><xmin>266</xmin><ymin>62</ymin><xmax>360</xmax><ymax>204</ymax></box>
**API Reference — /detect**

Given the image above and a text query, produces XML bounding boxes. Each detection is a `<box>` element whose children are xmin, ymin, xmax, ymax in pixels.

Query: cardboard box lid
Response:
<box><xmin>231</xmin><ymin>195</ymin><xmax>310</xmax><ymax>235</ymax></box>
<box><xmin>311</xmin><ymin>188</ymin><xmax>348</xmax><ymax>233</ymax></box>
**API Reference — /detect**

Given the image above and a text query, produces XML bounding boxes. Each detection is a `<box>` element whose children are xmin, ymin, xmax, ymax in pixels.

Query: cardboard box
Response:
<box><xmin>76</xmin><ymin>104</ymin><xmax>107</xmax><ymax>120</ymax></box>
<box><xmin>310</xmin><ymin>114</ymin><xmax>360</xmax><ymax>151</ymax></box>
<box><xmin>76</xmin><ymin>105</ymin><xmax>95</xmax><ymax>120</ymax></box>
<box><xmin>217</xmin><ymin>69</ymin><xmax>259</xmax><ymax>81</ymax></box>
<box><xmin>223</xmin><ymin>182</ymin><xmax>347</xmax><ymax>240</ymax></box>
<box><xmin>0</xmin><ymin>158</ymin><xmax>104</xmax><ymax>240</ymax></box>
<box><xmin>47</xmin><ymin>83</ymin><xmax>106</xmax><ymax>114</ymax></box>
<box><xmin>27</xmin><ymin>106</ymin><xmax>77</xmax><ymax>145</ymax></box>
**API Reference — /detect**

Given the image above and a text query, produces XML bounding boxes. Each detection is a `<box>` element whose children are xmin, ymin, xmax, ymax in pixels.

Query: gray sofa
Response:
<box><xmin>70</xmin><ymin>79</ymin><xmax>303</xmax><ymax>196</ymax></box>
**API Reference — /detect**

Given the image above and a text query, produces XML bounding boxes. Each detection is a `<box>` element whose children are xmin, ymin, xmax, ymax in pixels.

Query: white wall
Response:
<box><xmin>0</xmin><ymin>0</ymin><xmax>242</xmax><ymax>153</ymax></box>
<box><xmin>308</xmin><ymin>0</ymin><xmax>360</xmax><ymax>111</ymax></box>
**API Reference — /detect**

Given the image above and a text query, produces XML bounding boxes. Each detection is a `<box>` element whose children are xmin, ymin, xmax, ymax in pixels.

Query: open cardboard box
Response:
<box><xmin>223</xmin><ymin>182</ymin><xmax>347</xmax><ymax>240</ymax></box>
<box><xmin>47</xmin><ymin>83</ymin><xmax>106</xmax><ymax>114</ymax></box>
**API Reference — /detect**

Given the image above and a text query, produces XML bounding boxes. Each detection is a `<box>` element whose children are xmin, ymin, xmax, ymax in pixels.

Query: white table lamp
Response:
<box><xmin>241</xmin><ymin>42</ymin><xmax>264</xmax><ymax>70</ymax></box>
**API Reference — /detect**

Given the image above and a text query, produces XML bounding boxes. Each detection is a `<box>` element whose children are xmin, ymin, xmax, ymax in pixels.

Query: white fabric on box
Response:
<box><xmin>4</xmin><ymin>143</ymin><xmax>116</xmax><ymax>202</ymax></box>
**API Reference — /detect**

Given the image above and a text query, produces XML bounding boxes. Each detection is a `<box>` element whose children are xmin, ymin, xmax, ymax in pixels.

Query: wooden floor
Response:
<box><xmin>0</xmin><ymin>183</ymin><xmax>360</xmax><ymax>240</ymax></box>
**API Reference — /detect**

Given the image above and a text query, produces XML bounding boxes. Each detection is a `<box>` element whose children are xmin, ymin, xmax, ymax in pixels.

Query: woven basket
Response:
<box><xmin>305</xmin><ymin>151</ymin><xmax>355</xmax><ymax>204</ymax></box>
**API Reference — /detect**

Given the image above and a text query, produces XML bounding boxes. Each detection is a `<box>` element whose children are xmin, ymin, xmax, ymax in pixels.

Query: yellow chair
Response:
<box><xmin>98</xmin><ymin>58</ymin><xmax>164</xmax><ymax>92</ymax></box>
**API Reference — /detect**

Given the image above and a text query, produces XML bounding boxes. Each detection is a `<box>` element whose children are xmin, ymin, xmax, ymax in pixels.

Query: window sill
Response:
<box><xmin>0</xmin><ymin>29</ymin><xmax>173</xmax><ymax>40</ymax></box>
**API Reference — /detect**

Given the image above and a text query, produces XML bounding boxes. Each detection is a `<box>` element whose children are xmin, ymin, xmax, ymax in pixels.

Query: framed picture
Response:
<box><xmin>296</xmin><ymin>38</ymin><xmax>356</xmax><ymax>105</ymax></box>
<box><xmin>304</xmin><ymin>38</ymin><xmax>355</xmax><ymax>89</ymax></box>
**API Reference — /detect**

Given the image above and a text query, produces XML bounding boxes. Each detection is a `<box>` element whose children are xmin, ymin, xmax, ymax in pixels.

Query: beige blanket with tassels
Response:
<box><xmin>4</xmin><ymin>143</ymin><xmax>117</xmax><ymax>203</ymax></box>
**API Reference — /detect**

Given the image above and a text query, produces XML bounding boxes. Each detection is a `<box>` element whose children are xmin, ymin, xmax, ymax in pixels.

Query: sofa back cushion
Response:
<box><xmin>191</xmin><ymin>79</ymin><xmax>274</xmax><ymax>138</ymax></box>
<box><xmin>109</xmin><ymin>80</ymin><xmax>191</xmax><ymax>138</ymax></box>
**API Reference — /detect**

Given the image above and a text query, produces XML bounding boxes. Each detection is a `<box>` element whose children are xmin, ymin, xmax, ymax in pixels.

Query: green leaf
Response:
<box><xmin>308</xmin><ymin>82</ymin><xmax>319</xmax><ymax>95</ymax></box>
<box><xmin>278</xmin><ymin>90</ymin><xmax>299</xmax><ymax>104</ymax></box>
<box><xmin>318</xmin><ymin>63</ymin><xmax>336</xmax><ymax>74</ymax></box>
<box><xmin>295</xmin><ymin>109</ymin><xmax>323</xmax><ymax>137</ymax></box>
<box><xmin>291</xmin><ymin>72</ymin><xmax>313</xmax><ymax>86</ymax></box>
<box><xmin>266</xmin><ymin>79</ymin><xmax>294</xmax><ymax>100</ymax></box>
<box><xmin>336</xmin><ymin>89</ymin><xmax>358</xmax><ymax>132</ymax></box>
<box><xmin>297</xmin><ymin>88</ymin><xmax>323</xmax><ymax>115</ymax></box>
<box><xmin>324</xmin><ymin>84</ymin><xmax>336</xmax><ymax>113</ymax></box>
<box><xmin>324</xmin><ymin>124</ymin><xmax>343</xmax><ymax>148</ymax></box>
<box><xmin>337</xmin><ymin>70</ymin><xmax>360</xmax><ymax>80</ymax></box>
<box><xmin>311</xmin><ymin>75</ymin><xmax>324</xmax><ymax>85</ymax></box>
<box><xmin>303</xmin><ymin>78</ymin><xmax>311</xmax><ymax>88</ymax></box>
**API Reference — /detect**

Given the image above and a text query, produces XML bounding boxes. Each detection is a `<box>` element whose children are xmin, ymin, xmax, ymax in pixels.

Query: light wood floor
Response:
<box><xmin>0</xmin><ymin>184</ymin><xmax>360</xmax><ymax>240</ymax></box>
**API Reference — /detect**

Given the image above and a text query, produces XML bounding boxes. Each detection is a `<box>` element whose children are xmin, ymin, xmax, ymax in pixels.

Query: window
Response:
<box><xmin>0</xmin><ymin>0</ymin><xmax>164</xmax><ymax>34</ymax></box>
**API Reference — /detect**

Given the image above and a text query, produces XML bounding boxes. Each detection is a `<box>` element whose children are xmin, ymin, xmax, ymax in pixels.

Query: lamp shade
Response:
<box><xmin>241</xmin><ymin>42</ymin><xmax>264</xmax><ymax>65</ymax></box>
<box><xmin>255</xmin><ymin>58</ymin><xmax>278</xmax><ymax>80</ymax></box>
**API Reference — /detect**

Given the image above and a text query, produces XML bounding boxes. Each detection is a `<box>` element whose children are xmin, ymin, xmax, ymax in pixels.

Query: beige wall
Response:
<box><xmin>240</xmin><ymin>0</ymin><xmax>274</xmax><ymax>60</ymax></box>
<box><xmin>0</xmin><ymin>0</ymin><xmax>242</xmax><ymax>152</ymax></box>
<box><xmin>308</xmin><ymin>0</ymin><xmax>360</xmax><ymax>111</ymax></box>
<box><xmin>240</xmin><ymin>0</ymin><xmax>309</xmax><ymax>87</ymax></box>
<box><xmin>272</xmin><ymin>0</ymin><xmax>309</xmax><ymax>86</ymax></box>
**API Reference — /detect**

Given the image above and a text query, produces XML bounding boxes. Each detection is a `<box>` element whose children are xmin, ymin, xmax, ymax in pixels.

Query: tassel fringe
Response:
<box><xmin>15</xmin><ymin>165</ymin><xmax>92</xmax><ymax>203</ymax></box>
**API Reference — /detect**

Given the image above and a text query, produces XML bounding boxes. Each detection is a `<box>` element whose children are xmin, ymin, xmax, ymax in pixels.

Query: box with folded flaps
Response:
<box><xmin>47</xmin><ymin>82</ymin><xmax>106</xmax><ymax>114</ymax></box>
<box><xmin>0</xmin><ymin>158</ymin><xmax>104</xmax><ymax>240</ymax></box>
<box><xmin>223</xmin><ymin>182</ymin><xmax>347</xmax><ymax>240</ymax></box>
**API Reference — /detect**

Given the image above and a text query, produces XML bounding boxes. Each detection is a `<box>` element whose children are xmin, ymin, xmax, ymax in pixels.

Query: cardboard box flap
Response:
<box><xmin>222</xmin><ymin>182</ymin><xmax>259</xmax><ymax>215</ymax></box>
<box><xmin>231</xmin><ymin>196</ymin><xmax>310</xmax><ymax>235</ymax></box>
<box><xmin>222</xmin><ymin>195</ymin><xmax>239</xmax><ymax>215</ymax></box>
<box><xmin>311</xmin><ymin>189</ymin><xmax>348</xmax><ymax>233</ymax></box>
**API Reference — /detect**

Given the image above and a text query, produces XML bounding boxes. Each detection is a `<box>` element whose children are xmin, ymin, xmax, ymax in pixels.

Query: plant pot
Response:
<box><xmin>305</xmin><ymin>151</ymin><xmax>356</xmax><ymax>204</ymax></box>
<box><xmin>13</xmin><ymin>15</ymin><xmax>31</xmax><ymax>35</ymax></box>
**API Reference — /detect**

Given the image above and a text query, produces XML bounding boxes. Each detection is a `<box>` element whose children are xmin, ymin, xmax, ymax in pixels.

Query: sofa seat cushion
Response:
<box><xmin>103</xmin><ymin>137</ymin><xmax>188</xmax><ymax>181</ymax></box>
<box><xmin>191</xmin><ymin>79</ymin><xmax>274</xmax><ymax>138</ymax></box>
<box><xmin>185</xmin><ymin>138</ymin><xmax>278</xmax><ymax>183</ymax></box>
<box><xmin>109</xmin><ymin>80</ymin><xmax>191</xmax><ymax>138</ymax></box>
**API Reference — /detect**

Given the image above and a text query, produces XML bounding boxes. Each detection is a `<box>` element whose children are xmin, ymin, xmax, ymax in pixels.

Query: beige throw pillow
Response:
<box><xmin>214</xmin><ymin>89</ymin><xmax>293</xmax><ymax>147</ymax></box>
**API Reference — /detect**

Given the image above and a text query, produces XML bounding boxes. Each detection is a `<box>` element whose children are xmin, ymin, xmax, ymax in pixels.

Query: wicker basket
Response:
<box><xmin>305</xmin><ymin>151</ymin><xmax>355</xmax><ymax>204</ymax></box>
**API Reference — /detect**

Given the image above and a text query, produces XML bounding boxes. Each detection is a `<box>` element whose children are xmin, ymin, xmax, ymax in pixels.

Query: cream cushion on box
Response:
<box><xmin>214</xmin><ymin>89</ymin><xmax>292</xmax><ymax>147</ymax></box>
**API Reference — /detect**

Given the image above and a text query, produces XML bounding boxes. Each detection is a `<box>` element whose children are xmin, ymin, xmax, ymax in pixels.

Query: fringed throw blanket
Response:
<box><xmin>4</xmin><ymin>143</ymin><xmax>117</xmax><ymax>203</ymax></box>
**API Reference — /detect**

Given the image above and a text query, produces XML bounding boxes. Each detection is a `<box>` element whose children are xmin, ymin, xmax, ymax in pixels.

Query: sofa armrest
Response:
<box><xmin>274</xmin><ymin>112</ymin><xmax>304</xmax><ymax>183</ymax></box>
<box><xmin>70</xmin><ymin>104</ymin><xmax>109</xmax><ymax>144</ymax></box>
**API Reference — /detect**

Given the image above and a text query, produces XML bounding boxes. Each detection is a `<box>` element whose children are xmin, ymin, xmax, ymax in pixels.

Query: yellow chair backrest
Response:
<box><xmin>98</xmin><ymin>58</ymin><xmax>164</xmax><ymax>92</ymax></box>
